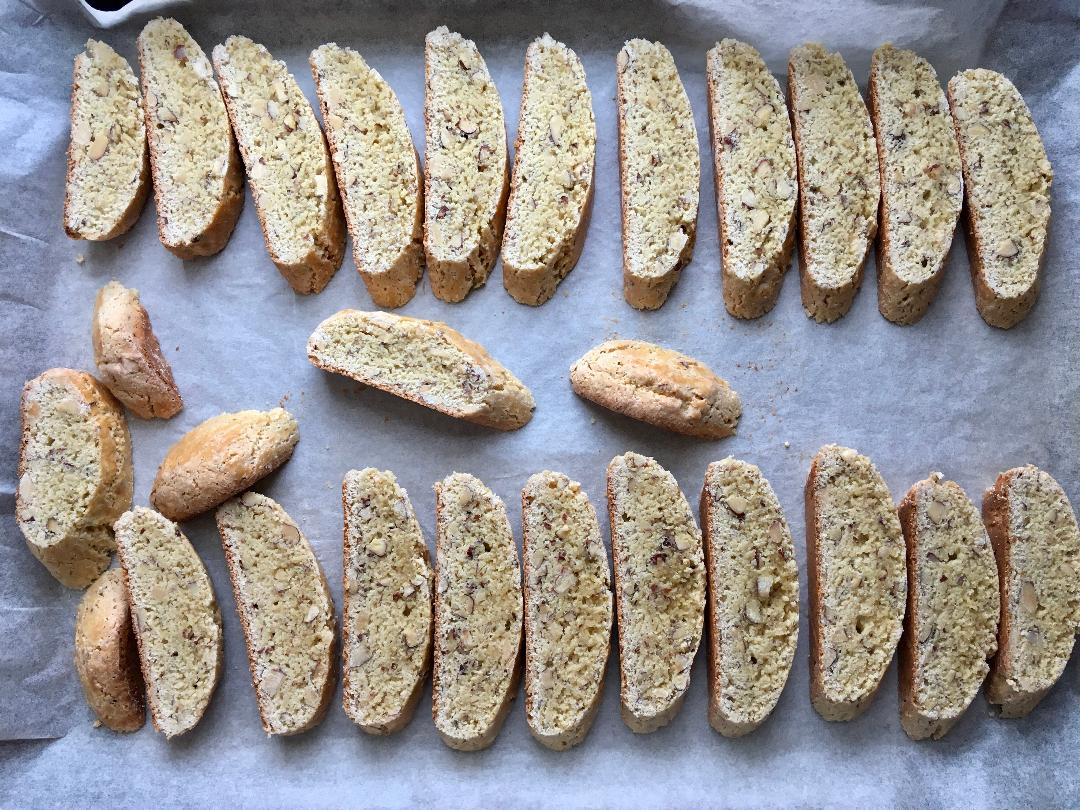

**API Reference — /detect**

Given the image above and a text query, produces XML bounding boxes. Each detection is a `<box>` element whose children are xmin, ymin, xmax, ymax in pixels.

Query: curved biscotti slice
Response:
<box><xmin>114</xmin><ymin>508</ymin><xmax>223</xmax><ymax>738</ymax></box>
<box><xmin>521</xmin><ymin>471</ymin><xmax>613</xmax><ymax>750</ymax></box>
<box><xmin>948</xmin><ymin>70</ymin><xmax>1052</xmax><ymax>328</ymax></box>
<box><xmin>423</xmin><ymin>27</ymin><xmax>509</xmax><ymax>302</ymax></box>
<box><xmin>983</xmin><ymin>466</ymin><xmax>1080</xmax><ymax>717</ymax></box>
<box><xmin>805</xmin><ymin>445</ymin><xmax>906</xmax><ymax>721</ymax></box>
<box><xmin>607</xmin><ymin>452</ymin><xmax>706</xmax><ymax>732</ymax></box>
<box><xmin>502</xmin><ymin>35</ymin><xmax>596</xmax><ymax>306</ymax></box>
<box><xmin>706</xmin><ymin>40</ymin><xmax>797</xmax><ymax>319</ymax></box>
<box><xmin>18</xmin><ymin>369</ymin><xmax>132</xmax><ymax>588</ymax></box>
<box><xmin>700</xmin><ymin>458</ymin><xmax>799</xmax><ymax>737</ymax></box>
<box><xmin>897</xmin><ymin>474</ymin><xmax>998</xmax><ymax>739</ymax></box>
<box><xmin>150</xmin><ymin>408</ymin><xmax>299</xmax><ymax>522</ymax></box>
<box><xmin>137</xmin><ymin>18</ymin><xmax>243</xmax><ymax>258</ymax></box>
<box><xmin>570</xmin><ymin>340</ymin><xmax>741</xmax><ymax>439</ymax></box>
<box><xmin>432</xmin><ymin>473</ymin><xmax>523</xmax><ymax>750</ymax></box>
<box><xmin>616</xmin><ymin>40</ymin><xmax>699</xmax><ymax>310</ymax></box>
<box><xmin>215</xmin><ymin>493</ymin><xmax>336</xmax><ymax>735</ymax></box>
<box><xmin>64</xmin><ymin>40</ymin><xmax>149</xmax><ymax>241</ymax></box>
<box><xmin>342</xmin><ymin>468</ymin><xmax>433</xmax><ymax>734</ymax></box>
<box><xmin>789</xmin><ymin>44</ymin><xmax>880</xmax><ymax>323</ymax></box>
<box><xmin>308</xmin><ymin>310</ymin><xmax>534</xmax><ymax>430</ymax></box>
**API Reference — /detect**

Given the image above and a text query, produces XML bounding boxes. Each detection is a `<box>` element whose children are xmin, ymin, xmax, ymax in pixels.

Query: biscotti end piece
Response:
<box><xmin>706</xmin><ymin>39</ymin><xmax>797</xmax><ymax>319</ymax></box>
<box><xmin>983</xmin><ymin>466</ymin><xmax>1080</xmax><ymax>718</ymax></box>
<box><xmin>897</xmin><ymin>474</ymin><xmax>998</xmax><ymax>740</ymax></box>
<box><xmin>342</xmin><ymin>468</ymin><xmax>433</xmax><ymax>734</ymax></box>
<box><xmin>805</xmin><ymin>445</ymin><xmax>906</xmax><ymax>721</ymax></box>
<box><xmin>423</xmin><ymin>27</ymin><xmax>509</xmax><ymax>302</ymax></box>
<box><xmin>948</xmin><ymin>70</ymin><xmax>1052</xmax><ymax>329</ymax></box>
<box><xmin>64</xmin><ymin>40</ymin><xmax>149</xmax><ymax>241</ymax></box>
<box><xmin>700</xmin><ymin>458</ymin><xmax>799</xmax><ymax>736</ymax></box>
<box><xmin>310</xmin><ymin>43</ymin><xmax>423</xmax><ymax>308</ymax></box>
<box><xmin>616</xmin><ymin>40</ymin><xmax>699</xmax><ymax>310</ymax></box>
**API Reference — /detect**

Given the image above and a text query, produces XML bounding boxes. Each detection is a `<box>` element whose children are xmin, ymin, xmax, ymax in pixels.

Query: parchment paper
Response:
<box><xmin>2</xmin><ymin>0</ymin><xmax>1078</xmax><ymax>806</ymax></box>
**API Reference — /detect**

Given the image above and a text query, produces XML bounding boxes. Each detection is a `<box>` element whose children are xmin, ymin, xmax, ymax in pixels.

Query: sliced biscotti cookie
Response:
<box><xmin>308</xmin><ymin>310</ymin><xmax>534</xmax><ymax>430</ymax></box>
<box><xmin>64</xmin><ymin>40</ymin><xmax>149</xmax><ymax>241</ymax></box>
<box><xmin>700</xmin><ymin>458</ymin><xmax>799</xmax><ymax>736</ymax></box>
<box><xmin>948</xmin><ymin>70</ymin><xmax>1053</xmax><ymax>328</ymax></box>
<box><xmin>570</xmin><ymin>340</ymin><xmax>741</xmax><ymax>439</ymax></box>
<box><xmin>342</xmin><ymin>468</ymin><xmax>433</xmax><ymax>734</ymax></box>
<box><xmin>983</xmin><ymin>465</ymin><xmax>1080</xmax><ymax>717</ymax></box>
<box><xmin>706</xmin><ymin>39</ymin><xmax>797</xmax><ymax>319</ymax></box>
<box><xmin>423</xmin><ymin>27</ymin><xmax>509</xmax><ymax>302</ymax></box>
<box><xmin>114</xmin><ymin>508</ymin><xmax>223</xmax><ymax>738</ymax></box>
<box><xmin>310</xmin><ymin>44</ymin><xmax>423</xmax><ymax>308</ymax></box>
<box><xmin>897</xmin><ymin>474</ymin><xmax>998</xmax><ymax>739</ymax></box>
<box><xmin>215</xmin><ymin>493</ymin><xmax>336</xmax><ymax>735</ymax></box>
<box><xmin>137</xmin><ymin>18</ymin><xmax>243</xmax><ymax>258</ymax></box>
<box><xmin>432</xmin><ymin>473</ymin><xmax>522</xmax><ymax>750</ymax></box>
<box><xmin>18</xmin><ymin>369</ymin><xmax>132</xmax><ymax>588</ymax></box>
<box><xmin>521</xmin><ymin>471</ymin><xmax>612</xmax><ymax>750</ymax></box>
<box><xmin>616</xmin><ymin>40</ymin><xmax>699</xmax><ymax>310</ymax></box>
<box><xmin>607</xmin><ymin>452</ymin><xmax>706</xmax><ymax>732</ymax></box>
<box><xmin>805</xmin><ymin>445</ymin><xmax>906</xmax><ymax>721</ymax></box>
<box><xmin>150</xmin><ymin>407</ymin><xmax>299</xmax><ymax>522</ymax></box>
<box><xmin>501</xmin><ymin>35</ymin><xmax>596</xmax><ymax>306</ymax></box>
<box><xmin>789</xmin><ymin>44</ymin><xmax>880</xmax><ymax>323</ymax></box>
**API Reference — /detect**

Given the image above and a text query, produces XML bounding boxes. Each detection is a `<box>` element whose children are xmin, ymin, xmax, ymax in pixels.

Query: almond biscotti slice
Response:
<box><xmin>64</xmin><ymin>40</ymin><xmax>149</xmax><ymax>241</ymax></box>
<box><xmin>114</xmin><ymin>508</ymin><xmax>223</xmax><ymax>739</ymax></box>
<box><xmin>432</xmin><ymin>473</ymin><xmax>523</xmax><ymax>750</ymax></box>
<box><xmin>423</xmin><ymin>27</ymin><xmax>509</xmax><ymax>302</ymax></box>
<box><xmin>616</xmin><ymin>40</ymin><xmax>699</xmax><ymax>310</ymax></box>
<box><xmin>307</xmin><ymin>310</ymin><xmax>534</xmax><ymax>430</ymax></box>
<box><xmin>706</xmin><ymin>39</ymin><xmax>797</xmax><ymax>319</ymax></box>
<box><xmin>521</xmin><ymin>471</ymin><xmax>612</xmax><ymax>750</ymax></box>
<box><xmin>700</xmin><ymin>458</ymin><xmax>799</xmax><ymax>737</ymax></box>
<box><xmin>805</xmin><ymin>445</ymin><xmax>906</xmax><ymax>721</ymax></box>
<box><xmin>502</xmin><ymin>35</ymin><xmax>596</xmax><ymax>306</ymax></box>
<box><xmin>342</xmin><ymin>468</ymin><xmax>433</xmax><ymax>734</ymax></box>
<box><xmin>789</xmin><ymin>44</ymin><xmax>880</xmax><ymax>323</ymax></box>
<box><xmin>310</xmin><ymin>44</ymin><xmax>424</xmax><ymax>308</ymax></box>
<box><xmin>948</xmin><ymin>70</ymin><xmax>1052</xmax><ymax>328</ymax></box>
<box><xmin>607</xmin><ymin>452</ymin><xmax>706</xmax><ymax>732</ymax></box>
<box><xmin>897</xmin><ymin>474</ymin><xmax>998</xmax><ymax>739</ymax></box>
<box><xmin>137</xmin><ymin>18</ymin><xmax>243</xmax><ymax>258</ymax></box>
<box><xmin>983</xmin><ymin>465</ymin><xmax>1080</xmax><ymax>717</ymax></box>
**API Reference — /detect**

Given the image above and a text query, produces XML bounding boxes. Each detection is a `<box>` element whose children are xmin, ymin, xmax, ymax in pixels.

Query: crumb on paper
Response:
<box><xmin>75</xmin><ymin>254</ymin><xmax>85</xmax><ymax>265</ymax></box>
<box><xmin>278</xmin><ymin>392</ymin><xmax>291</xmax><ymax>408</ymax></box>
<box><xmin>784</xmin><ymin>441</ymin><xmax>790</xmax><ymax>449</ymax></box>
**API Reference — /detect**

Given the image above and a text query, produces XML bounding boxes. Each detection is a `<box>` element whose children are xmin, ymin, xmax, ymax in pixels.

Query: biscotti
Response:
<box><xmin>700</xmin><ymin>458</ymin><xmax>798</xmax><ymax>736</ymax></box>
<box><xmin>983</xmin><ymin>465</ymin><xmax>1080</xmax><ymax>717</ymax></box>
<box><xmin>310</xmin><ymin>43</ymin><xmax>423</xmax><ymax>308</ymax></box>
<box><xmin>214</xmin><ymin>36</ymin><xmax>345</xmax><ymax>294</ymax></box>
<box><xmin>18</xmin><ymin>369</ymin><xmax>132</xmax><ymax>588</ymax></box>
<box><xmin>64</xmin><ymin>40</ymin><xmax>149</xmax><ymax>241</ymax></box>
<box><xmin>308</xmin><ymin>310</ymin><xmax>534</xmax><ymax>430</ymax></box>
<box><xmin>607</xmin><ymin>452</ymin><xmax>706</xmax><ymax>732</ymax></box>
<box><xmin>501</xmin><ymin>35</ymin><xmax>596</xmax><ymax>306</ymax></box>
<box><xmin>521</xmin><ymin>471</ymin><xmax>612</xmax><ymax>749</ymax></box>
<box><xmin>342</xmin><ymin>468</ymin><xmax>433</xmax><ymax>734</ymax></box>
<box><xmin>805</xmin><ymin>445</ymin><xmax>906</xmax><ymax>721</ymax></box>
<box><xmin>137</xmin><ymin>18</ymin><xmax>243</xmax><ymax>258</ymax></box>
<box><xmin>897</xmin><ymin>474</ymin><xmax>998</xmax><ymax>739</ymax></box>
<box><xmin>423</xmin><ymin>27</ymin><xmax>509</xmax><ymax>302</ymax></box>
<box><xmin>948</xmin><ymin>70</ymin><xmax>1052</xmax><ymax>328</ymax></box>
<box><xmin>705</xmin><ymin>39</ymin><xmax>797</xmax><ymax>319</ymax></box>
<box><xmin>114</xmin><ymin>508</ymin><xmax>223</xmax><ymax>738</ymax></box>
<box><xmin>570</xmin><ymin>340</ymin><xmax>741</xmax><ymax>439</ymax></box>
<box><xmin>432</xmin><ymin>473</ymin><xmax>522</xmax><ymax>750</ymax></box>
<box><xmin>215</xmin><ymin>493</ymin><xmax>336</xmax><ymax>735</ymax></box>
<box><xmin>616</xmin><ymin>40</ymin><xmax>699</xmax><ymax>310</ymax></box>
<box><xmin>789</xmin><ymin>44</ymin><xmax>880</xmax><ymax>323</ymax></box>
<box><xmin>150</xmin><ymin>407</ymin><xmax>299</xmax><ymax>522</ymax></box>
